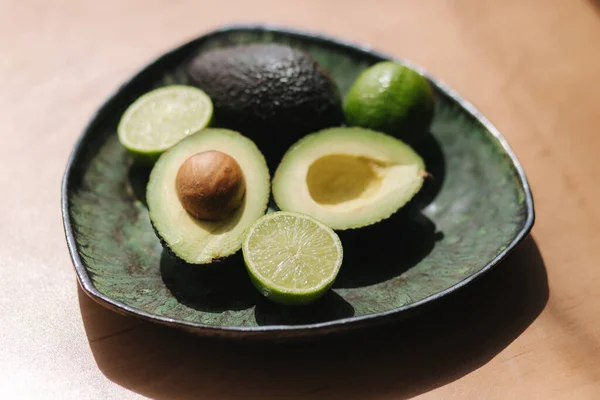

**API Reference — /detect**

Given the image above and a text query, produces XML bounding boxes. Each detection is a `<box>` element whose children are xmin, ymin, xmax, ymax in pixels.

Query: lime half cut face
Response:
<box><xmin>242</xmin><ymin>211</ymin><xmax>343</xmax><ymax>306</ymax></box>
<box><xmin>117</xmin><ymin>85</ymin><xmax>213</xmax><ymax>163</ymax></box>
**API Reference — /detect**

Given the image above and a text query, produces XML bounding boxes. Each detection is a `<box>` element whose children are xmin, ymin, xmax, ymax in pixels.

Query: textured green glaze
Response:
<box><xmin>64</xmin><ymin>27</ymin><xmax>532</xmax><ymax>336</ymax></box>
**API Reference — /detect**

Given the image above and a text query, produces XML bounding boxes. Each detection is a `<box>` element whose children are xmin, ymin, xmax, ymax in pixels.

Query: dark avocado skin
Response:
<box><xmin>187</xmin><ymin>44</ymin><xmax>344</xmax><ymax>169</ymax></box>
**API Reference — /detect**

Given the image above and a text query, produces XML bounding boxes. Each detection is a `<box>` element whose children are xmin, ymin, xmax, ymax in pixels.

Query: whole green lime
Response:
<box><xmin>344</xmin><ymin>61</ymin><xmax>434</xmax><ymax>145</ymax></box>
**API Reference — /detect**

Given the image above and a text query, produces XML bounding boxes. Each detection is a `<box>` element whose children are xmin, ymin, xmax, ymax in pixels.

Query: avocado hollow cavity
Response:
<box><xmin>306</xmin><ymin>155</ymin><xmax>387</xmax><ymax>205</ymax></box>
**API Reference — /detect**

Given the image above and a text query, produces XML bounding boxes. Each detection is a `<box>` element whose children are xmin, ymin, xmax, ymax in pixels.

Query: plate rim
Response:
<box><xmin>62</xmin><ymin>23</ymin><xmax>535</xmax><ymax>337</ymax></box>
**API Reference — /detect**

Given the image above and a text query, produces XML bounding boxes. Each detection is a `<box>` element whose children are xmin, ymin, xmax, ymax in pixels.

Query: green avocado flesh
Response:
<box><xmin>147</xmin><ymin>128</ymin><xmax>270</xmax><ymax>264</ymax></box>
<box><xmin>272</xmin><ymin>127</ymin><xmax>426</xmax><ymax>230</ymax></box>
<box><xmin>187</xmin><ymin>44</ymin><xmax>344</xmax><ymax>169</ymax></box>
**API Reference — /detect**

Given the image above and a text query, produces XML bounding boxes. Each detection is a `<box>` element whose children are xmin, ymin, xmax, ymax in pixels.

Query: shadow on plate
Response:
<box><xmin>80</xmin><ymin>235</ymin><xmax>548</xmax><ymax>400</ymax></box>
<box><xmin>254</xmin><ymin>290</ymin><xmax>355</xmax><ymax>326</ymax></box>
<box><xmin>410</xmin><ymin>132</ymin><xmax>446</xmax><ymax>210</ymax></box>
<box><xmin>334</xmin><ymin>209</ymin><xmax>443</xmax><ymax>288</ymax></box>
<box><xmin>160</xmin><ymin>249</ymin><xmax>355</xmax><ymax>324</ymax></box>
<box><xmin>160</xmin><ymin>250</ymin><xmax>260</xmax><ymax>313</ymax></box>
<box><xmin>128</xmin><ymin>163</ymin><xmax>152</xmax><ymax>207</ymax></box>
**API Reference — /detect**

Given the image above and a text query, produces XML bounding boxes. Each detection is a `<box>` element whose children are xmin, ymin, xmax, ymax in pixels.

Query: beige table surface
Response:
<box><xmin>2</xmin><ymin>0</ymin><xmax>600</xmax><ymax>398</ymax></box>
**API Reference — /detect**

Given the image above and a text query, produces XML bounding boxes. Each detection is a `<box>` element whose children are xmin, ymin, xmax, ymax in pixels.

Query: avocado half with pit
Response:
<box><xmin>147</xmin><ymin>128</ymin><xmax>270</xmax><ymax>264</ymax></box>
<box><xmin>272</xmin><ymin>127</ymin><xmax>425</xmax><ymax>230</ymax></box>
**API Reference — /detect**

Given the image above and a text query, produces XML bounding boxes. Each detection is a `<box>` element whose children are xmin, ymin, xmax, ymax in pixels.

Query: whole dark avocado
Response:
<box><xmin>187</xmin><ymin>44</ymin><xmax>344</xmax><ymax>168</ymax></box>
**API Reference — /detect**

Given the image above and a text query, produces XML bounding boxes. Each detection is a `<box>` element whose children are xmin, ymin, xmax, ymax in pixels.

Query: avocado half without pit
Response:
<box><xmin>272</xmin><ymin>127</ymin><xmax>426</xmax><ymax>230</ymax></box>
<box><xmin>147</xmin><ymin>128</ymin><xmax>270</xmax><ymax>264</ymax></box>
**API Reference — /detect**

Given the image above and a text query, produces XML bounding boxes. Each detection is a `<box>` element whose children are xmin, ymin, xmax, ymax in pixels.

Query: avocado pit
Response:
<box><xmin>175</xmin><ymin>150</ymin><xmax>245</xmax><ymax>220</ymax></box>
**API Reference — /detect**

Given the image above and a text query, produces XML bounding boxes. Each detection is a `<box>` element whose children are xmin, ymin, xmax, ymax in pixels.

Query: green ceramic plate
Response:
<box><xmin>62</xmin><ymin>25</ymin><xmax>534</xmax><ymax>340</ymax></box>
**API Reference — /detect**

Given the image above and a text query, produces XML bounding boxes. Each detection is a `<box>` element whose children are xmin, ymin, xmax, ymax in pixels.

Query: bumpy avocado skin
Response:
<box><xmin>187</xmin><ymin>44</ymin><xmax>344</xmax><ymax>168</ymax></box>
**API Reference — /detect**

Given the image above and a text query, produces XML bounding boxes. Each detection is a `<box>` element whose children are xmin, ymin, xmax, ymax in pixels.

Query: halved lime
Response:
<box><xmin>117</xmin><ymin>85</ymin><xmax>213</xmax><ymax>164</ymax></box>
<box><xmin>242</xmin><ymin>212</ymin><xmax>343</xmax><ymax>306</ymax></box>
